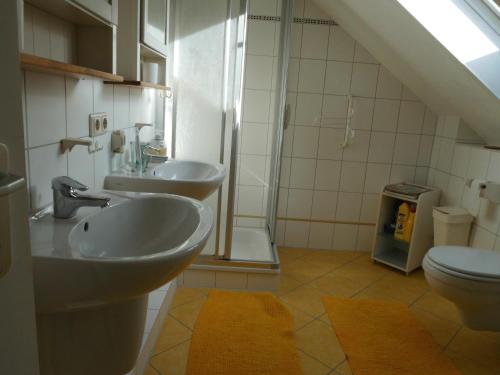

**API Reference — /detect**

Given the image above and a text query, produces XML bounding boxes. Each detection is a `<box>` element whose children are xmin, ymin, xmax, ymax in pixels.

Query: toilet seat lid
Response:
<box><xmin>427</xmin><ymin>246</ymin><xmax>500</xmax><ymax>279</ymax></box>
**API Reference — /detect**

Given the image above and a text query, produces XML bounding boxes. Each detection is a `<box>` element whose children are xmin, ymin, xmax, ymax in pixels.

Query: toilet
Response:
<box><xmin>423</xmin><ymin>246</ymin><xmax>500</xmax><ymax>331</ymax></box>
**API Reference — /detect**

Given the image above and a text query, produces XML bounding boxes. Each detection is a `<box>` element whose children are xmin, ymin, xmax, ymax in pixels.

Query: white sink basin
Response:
<box><xmin>30</xmin><ymin>192</ymin><xmax>212</xmax><ymax>375</ymax></box>
<box><xmin>104</xmin><ymin>160</ymin><xmax>225</xmax><ymax>200</ymax></box>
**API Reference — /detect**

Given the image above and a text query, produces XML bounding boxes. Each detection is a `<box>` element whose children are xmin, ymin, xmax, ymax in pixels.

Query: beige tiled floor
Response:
<box><xmin>146</xmin><ymin>249</ymin><xmax>500</xmax><ymax>375</ymax></box>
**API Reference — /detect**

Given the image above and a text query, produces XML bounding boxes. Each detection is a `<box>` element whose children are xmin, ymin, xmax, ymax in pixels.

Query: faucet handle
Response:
<box><xmin>52</xmin><ymin>176</ymin><xmax>88</xmax><ymax>193</ymax></box>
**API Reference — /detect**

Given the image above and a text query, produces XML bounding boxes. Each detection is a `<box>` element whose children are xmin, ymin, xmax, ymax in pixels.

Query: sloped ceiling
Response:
<box><xmin>314</xmin><ymin>0</ymin><xmax>500</xmax><ymax>144</ymax></box>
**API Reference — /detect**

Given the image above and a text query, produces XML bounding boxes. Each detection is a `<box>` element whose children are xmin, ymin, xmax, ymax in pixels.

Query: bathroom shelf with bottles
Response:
<box><xmin>371</xmin><ymin>183</ymin><xmax>440</xmax><ymax>275</ymax></box>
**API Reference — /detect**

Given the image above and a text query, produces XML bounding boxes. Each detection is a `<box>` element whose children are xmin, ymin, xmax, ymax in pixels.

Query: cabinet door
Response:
<box><xmin>141</xmin><ymin>0</ymin><xmax>168</xmax><ymax>56</ymax></box>
<box><xmin>69</xmin><ymin>0</ymin><xmax>118</xmax><ymax>25</ymax></box>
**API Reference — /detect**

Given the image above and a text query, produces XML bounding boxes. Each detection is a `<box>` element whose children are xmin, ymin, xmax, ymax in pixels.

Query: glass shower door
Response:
<box><xmin>220</xmin><ymin>0</ymin><xmax>293</xmax><ymax>262</ymax></box>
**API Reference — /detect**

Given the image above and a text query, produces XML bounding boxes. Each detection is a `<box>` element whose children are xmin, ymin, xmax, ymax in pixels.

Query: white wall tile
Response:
<box><xmin>466</xmin><ymin>147</ymin><xmax>490</xmax><ymax>180</ymax></box>
<box><xmin>487</xmin><ymin>152</ymin><xmax>500</xmax><ymax>182</ymax></box>
<box><xmin>376</xmin><ymin>66</ymin><xmax>402</xmax><ymax>99</ymax></box>
<box><xmin>321</xmin><ymin>95</ymin><xmax>348</xmax><ymax>127</ymax></box>
<box><xmin>360</xmin><ymin>194</ymin><xmax>379</xmax><ymax>222</ymax></box>
<box><xmin>113</xmin><ymin>86</ymin><xmax>130</xmax><ymax>129</ymax></box>
<box><xmin>238</xmin><ymin>186</ymin><xmax>264</xmax><ymax>215</ymax></box>
<box><xmin>397</xmin><ymin>101</ymin><xmax>425</xmax><ymax>134</ymax></box>
<box><xmin>301</xmin><ymin>24</ymin><xmax>329</xmax><ymax>59</ymax></box>
<box><xmin>245</xmin><ymin>55</ymin><xmax>274</xmax><ymax>90</ymax></box>
<box><xmin>292</xmin><ymin>126</ymin><xmax>319</xmax><ymax>158</ymax></box>
<box><xmin>215</xmin><ymin>272</ymin><xmax>248</xmax><ymax>289</ymax></box>
<box><xmin>372</xmin><ymin>99</ymin><xmax>399</xmax><ymax>132</ymax></box>
<box><xmin>249</xmin><ymin>0</ymin><xmax>278</xmax><ymax>16</ymax></box>
<box><xmin>28</xmin><ymin>144</ymin><xmax>67</xmax><ymax>209</ymax></box>
<box><xmin>422</xmin><ymin>108</ymin><xmax>437</xmax><ymax>135</ymax></box>
<box><xmin>287</xmin><ymin>189</ymin><xmax>313</xmax><ymax>218</ymax></box>
<box><xmin>350</xmin><ymin>63</ymin><xmax>378</xmax><ymax>97</ymax></box>
<box><xmin>298</xmin><ymin>59</ymin><xmax>326</xmax><ymax>94</ymax></box>
<box><xmin>414</xmin><ymin>167</ymin><xmax>429</xmax><ymax>185</ymax></box>
<box><xmin>247</xmin><ymin>20</ymin><xmax>276</xmax><ymax>56</ymax></box>
<box><xmin>25</xmin><ymin>72</ymin><xmax>66</xmax><ymax>147</ymax></box>
<box><xmin>287</xmin><ymin>60</ymin><xmax>300</xmax><ymax>92</ymax></box>
<box><xmin>247</xmin><ymin>273</ymin><xmax>279</xmax><ymax>291</ymax></box>
<box><xmin>364</xmin><ymin>163</ymin><xmax>391</xmax><ymax>193</ymax></box>
<box><xmin>340</xmin><ymin>161</ymin><xmax>366</xmax><ymax>192</ymax></box>
<box><xmin>353</xmin><ymin>43</ymin><xmax>377</xmax><ymax>64</ymax></box>
<box><xmin>417</xmin><ymin>135</ymin><xmax>434</xmax><ymax>167</ymax></box>
<box><xmin>295</xmin><ymin>93</ymin><xmax>323</xmax><ymax>126</ymax></box>
<box><xmin>445</xmin><ymin>175</ymin><xmax>465</xmax><ymax>206</ymax></box>
<box><xmin>284</xmin><ymin>220</ymin><xmax>310</xmax><ymax>247</ymax></box>
<box><xmin>289</xmin><ymin>158</ymin><xmax>316</xmax><ymax>189</ymax></box>
<box><xmin>327</xmin><ymin>26</ymin><xmax>355</xmax><ymax>62</ymax></box>
<box><xmin>324</xmin><ymin>61</ymin><xmax>352</xmax><ymax>95</ymax></box>
<box><xmin>308</xmin><ymin>223</ymin><xmax>334</xmax><ymax>249</ymax></box>
<box><xmin>183</xmin><ymin>270</ymin><xmax>216</xmax><ymax>288</ymax></box>
<box><xmin>317</xmin><ymin>128</ymin><xmax>344</xmax><ymax>160</ymax></box>
<box><xmin>67</xmin><ymin>138</ymin><xmax>94</xmax><ymax>191</ymax></box>
<box><xmin>243</xmin><ymin>89</ymin><xmax>271</xmax><ymax>123</ymax></box>
<box><xmin>66</xmin><ymin>79</ymin><xmax>93</xmax><ymax>138</ymax></box>
<box><xmin>242</xmin><ymin>123</ymin><xmax>268</xmax><ymax>155</ymax></box>
<box><xmin>437</xmin><ymin>138</ymin><xmax>454</xmax><ymax>172</ymax></box>
<box><xmin>314</xmin><ymin>160</ymin><xmax>341</xmax><ymax>191</ymax></box>
<box><xmin>342</xmin><ymin>130</ymin><xmax>370</xmax><ymax>162</ymax></box>
<box><xmin>401</xmin><ymin>86</ymin><xmax>419</xmax><ymax>101</ymax></box>
<box><xmin>311</xmin><ymin>190</ymin><xmax>338</xmax><ymax>220</ymax></box>
<box><xmin>356</xmin><ymin>225</ymin><xmax>375</xmax><ymax>251</ymax></box>
<box><xmin>93</xmin><ymin>133</ymin><xmax>112</xmax><ymax>190</ymax></box>
<box><xmin>368</xmin><ymin>132</ymin><xmax>395</xmax><ymax>163</ymax></box>
<box><xmin>393</xmin><ymin>133</ymin><xmax>419</xmax><ymax>165</ymax></box>
<box><xmin>290</xmin><ymin>23</ymin><xmax>302</xmax><ymax>58</ymax></box>
<box><xmin>335</xmin><ymin>192</ymin><xmax>362</xmax><ymax>221</ymax></box>
<box><xmin>279</xmin><ymin>157</ymin><xmax>291</xmax><ymax>187</ymax></box>
<box><xmin>477</xmin><ymin>199</ymin><xmax>500</xmax><ymax>235</ymax></box>
<box><xmin>470</xmin><ymin>226</ymin><xmax>495</xmax><ymax>250</ymax></box>
<box><xmin>350</xmin><ymin>97</ymin><xmax>374</xmax><ymax>130</ymax></box>
<box><xmin>129</xmin><ymin>88</ymin><xmax>143</xmax><ymax>125</ymax></box>
<box><xmin>390</xmin><ymin>165</ymin><xmax>416</xmax><ymax>183</ymax></box>
<box><xmin>239</xmin><ymin>154</ymin><xmax>267</xmax><ymax>186</ymax></box>
<box><xmin>332</xmin><ymin>224</ymin><xmax>358</xmax><ymax>250</ymax></box>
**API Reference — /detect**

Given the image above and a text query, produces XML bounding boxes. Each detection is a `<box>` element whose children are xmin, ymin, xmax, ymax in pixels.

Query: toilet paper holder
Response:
<box><xmin>465</xmin><ymin>179</ymin><xmax>500</xmax><ymax>204</ymax></box>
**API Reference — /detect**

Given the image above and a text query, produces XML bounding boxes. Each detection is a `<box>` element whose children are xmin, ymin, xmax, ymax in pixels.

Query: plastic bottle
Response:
<box><xmin>394</xmin><ymin>202</ymin><xmax>410</xmax><ymax>241</ymax></box>
<box><xmin>403</xmin><ymin>204</ymin><xmax>416</xmax><ymax>242</ymax></box>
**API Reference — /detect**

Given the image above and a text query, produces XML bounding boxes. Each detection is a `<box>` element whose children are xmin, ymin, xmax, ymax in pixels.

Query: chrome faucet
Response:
<box><xmin>52</xmin><ymin>176</ymin><xmax>110</xmax><ymax>219</ymax></box>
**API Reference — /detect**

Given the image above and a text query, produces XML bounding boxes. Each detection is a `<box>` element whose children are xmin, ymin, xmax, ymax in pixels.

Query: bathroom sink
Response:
<box><xmin>30</xmin><ymin>192</ymin><xmax>212</xmax><ymax>374</ymax></box>
<box><xmin>30</xmin><ymin>192</ymin><xmax>213</xmax><ymax>313</ymax></box>
<box><xmin>104</xmin><ymin>160</ymin><xmax>225</xmax><ymax>200</ymax></box>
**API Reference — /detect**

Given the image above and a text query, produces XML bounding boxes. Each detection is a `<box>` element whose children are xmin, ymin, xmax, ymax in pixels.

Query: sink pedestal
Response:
<box><xmin>36</xmin><ymin>295</ymin><xmax>148</xmax><ymax>375</ymax></box>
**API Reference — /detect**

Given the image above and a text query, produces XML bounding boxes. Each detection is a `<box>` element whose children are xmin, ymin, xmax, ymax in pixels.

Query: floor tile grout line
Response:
<box><xmin>168</xmin><ymin>311</ymin><xmax>197</xmax><ymax>332</ymax></box>
<box><xmin>296</xmin><ymin>347</ymin><xmax>338</xmax><ymax>371</ymax></box>
<box><xmin>444</xmin><ymin>325</ymin><xmax>464</xmax><ymax>351</ymax></box>
<box><xmin>150</xmin><ymin>337</ymin><xmax>192</xmax><ymax>359</ymax></box>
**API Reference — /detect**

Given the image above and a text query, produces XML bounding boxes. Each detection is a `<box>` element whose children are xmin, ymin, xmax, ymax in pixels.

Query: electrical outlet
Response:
<box><xmin>89</xmin><ymin>113</ymin><xmax>107</xmax><ymax>137</ymax></box>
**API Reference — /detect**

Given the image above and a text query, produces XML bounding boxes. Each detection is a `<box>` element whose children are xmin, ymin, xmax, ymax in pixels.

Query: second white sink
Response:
<box><xmin>105</xmin><ymin>160</ymin><xmax>225</xmax><ymax>200</ymax></box>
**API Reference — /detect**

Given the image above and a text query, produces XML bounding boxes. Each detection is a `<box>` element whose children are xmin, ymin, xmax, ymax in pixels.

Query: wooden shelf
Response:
<box><xmin>103</xmin><ymin>80</ymin><xmax>171</xmax><ymax>92</ymax></box>
<box><xmin>20</xmin><ymin>53</ymin><xmax>123</xmax><ymax>82</ymax></box>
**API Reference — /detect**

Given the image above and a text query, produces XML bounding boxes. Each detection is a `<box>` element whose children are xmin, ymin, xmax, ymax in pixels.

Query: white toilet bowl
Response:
<box><xmin>423</xmin><ymin>246</ymin><xmax>500</xmax><ymax>331</ymax></box>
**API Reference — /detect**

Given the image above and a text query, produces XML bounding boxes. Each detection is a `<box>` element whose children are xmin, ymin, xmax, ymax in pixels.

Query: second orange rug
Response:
<box><xmin>322</xmin><ymin>296</ymin><xmax>460</xmax><ymax>375</ymax></box>
<box><xmin>187</xmin><ymin>290</ymin><xmax>302</xmax><ymax>375</ymax></box>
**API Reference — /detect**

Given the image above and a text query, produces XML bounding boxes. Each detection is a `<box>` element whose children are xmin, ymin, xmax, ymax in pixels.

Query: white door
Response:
<box><xmin>0</xmin><ymin>2</ymin><xmax>40</xmax><ymax>374</ymax></box>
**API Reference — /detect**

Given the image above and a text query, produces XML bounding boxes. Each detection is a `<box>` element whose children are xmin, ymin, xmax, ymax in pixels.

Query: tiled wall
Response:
<box><xmin>274</xmin><ymin>0</ymin><xmax>437</xmax><ymax>251</ymax></box>
<box><xmin>235</xmin><ymin>0</ymin><xmax>282</xmax><ymax>229</ymax></box>
<box><xmin>428</xmin><ymin>116</ymin><xmax>500</xmax><ymax>251</ymax></box>
<box><xmin>22</xmin><ymin>5</ymin><xmax>155</xmax><ymax>210</ymax></box>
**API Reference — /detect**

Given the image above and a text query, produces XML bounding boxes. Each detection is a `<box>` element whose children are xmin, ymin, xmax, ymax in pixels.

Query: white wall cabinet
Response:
<box><xmin>70</xmin><ymin>0</ymin><xmax>118</xmax><ymax>25</ymax></box>
<box><xmin>141</xmin><ymin>0</ymin><xmax>168</xmax><ymax>56</ymax></box>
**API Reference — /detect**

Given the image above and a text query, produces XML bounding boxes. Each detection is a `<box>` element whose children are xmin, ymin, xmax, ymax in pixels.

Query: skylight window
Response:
<box><xmin>398</xmin><ymin>0</ymin><xmax>499</xmax><ymax>63</ymax></box>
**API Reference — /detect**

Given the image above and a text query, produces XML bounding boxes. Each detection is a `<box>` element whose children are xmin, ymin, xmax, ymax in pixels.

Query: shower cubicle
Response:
<box><xmin>172</xmin><ymin>0</ymin><xmax>294</xmax><ymax>267</ymax></box>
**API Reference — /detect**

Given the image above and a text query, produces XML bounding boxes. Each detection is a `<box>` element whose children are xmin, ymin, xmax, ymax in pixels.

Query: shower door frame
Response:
<box><xmin>221</xmin><ymin>0</ymin><xmax>294</xmax><ymax>261</ymax></box>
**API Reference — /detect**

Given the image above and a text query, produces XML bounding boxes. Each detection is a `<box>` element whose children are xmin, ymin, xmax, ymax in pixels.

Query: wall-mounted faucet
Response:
<box><xmin>52</xmin><ymin>176</ymin><xmax>110</xmax><ymax>219</ymax></box>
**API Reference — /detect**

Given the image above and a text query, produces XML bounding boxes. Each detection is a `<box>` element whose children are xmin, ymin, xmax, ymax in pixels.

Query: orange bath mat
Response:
<box><xmin>186</xmin><ymin>290</ymin><xmax>302</xmax><ymax>375</ymax></box>
<box><xmin>322</xmin><ymin>297</ymin><xmax>460</xmax><ymax>375</ymax></box>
